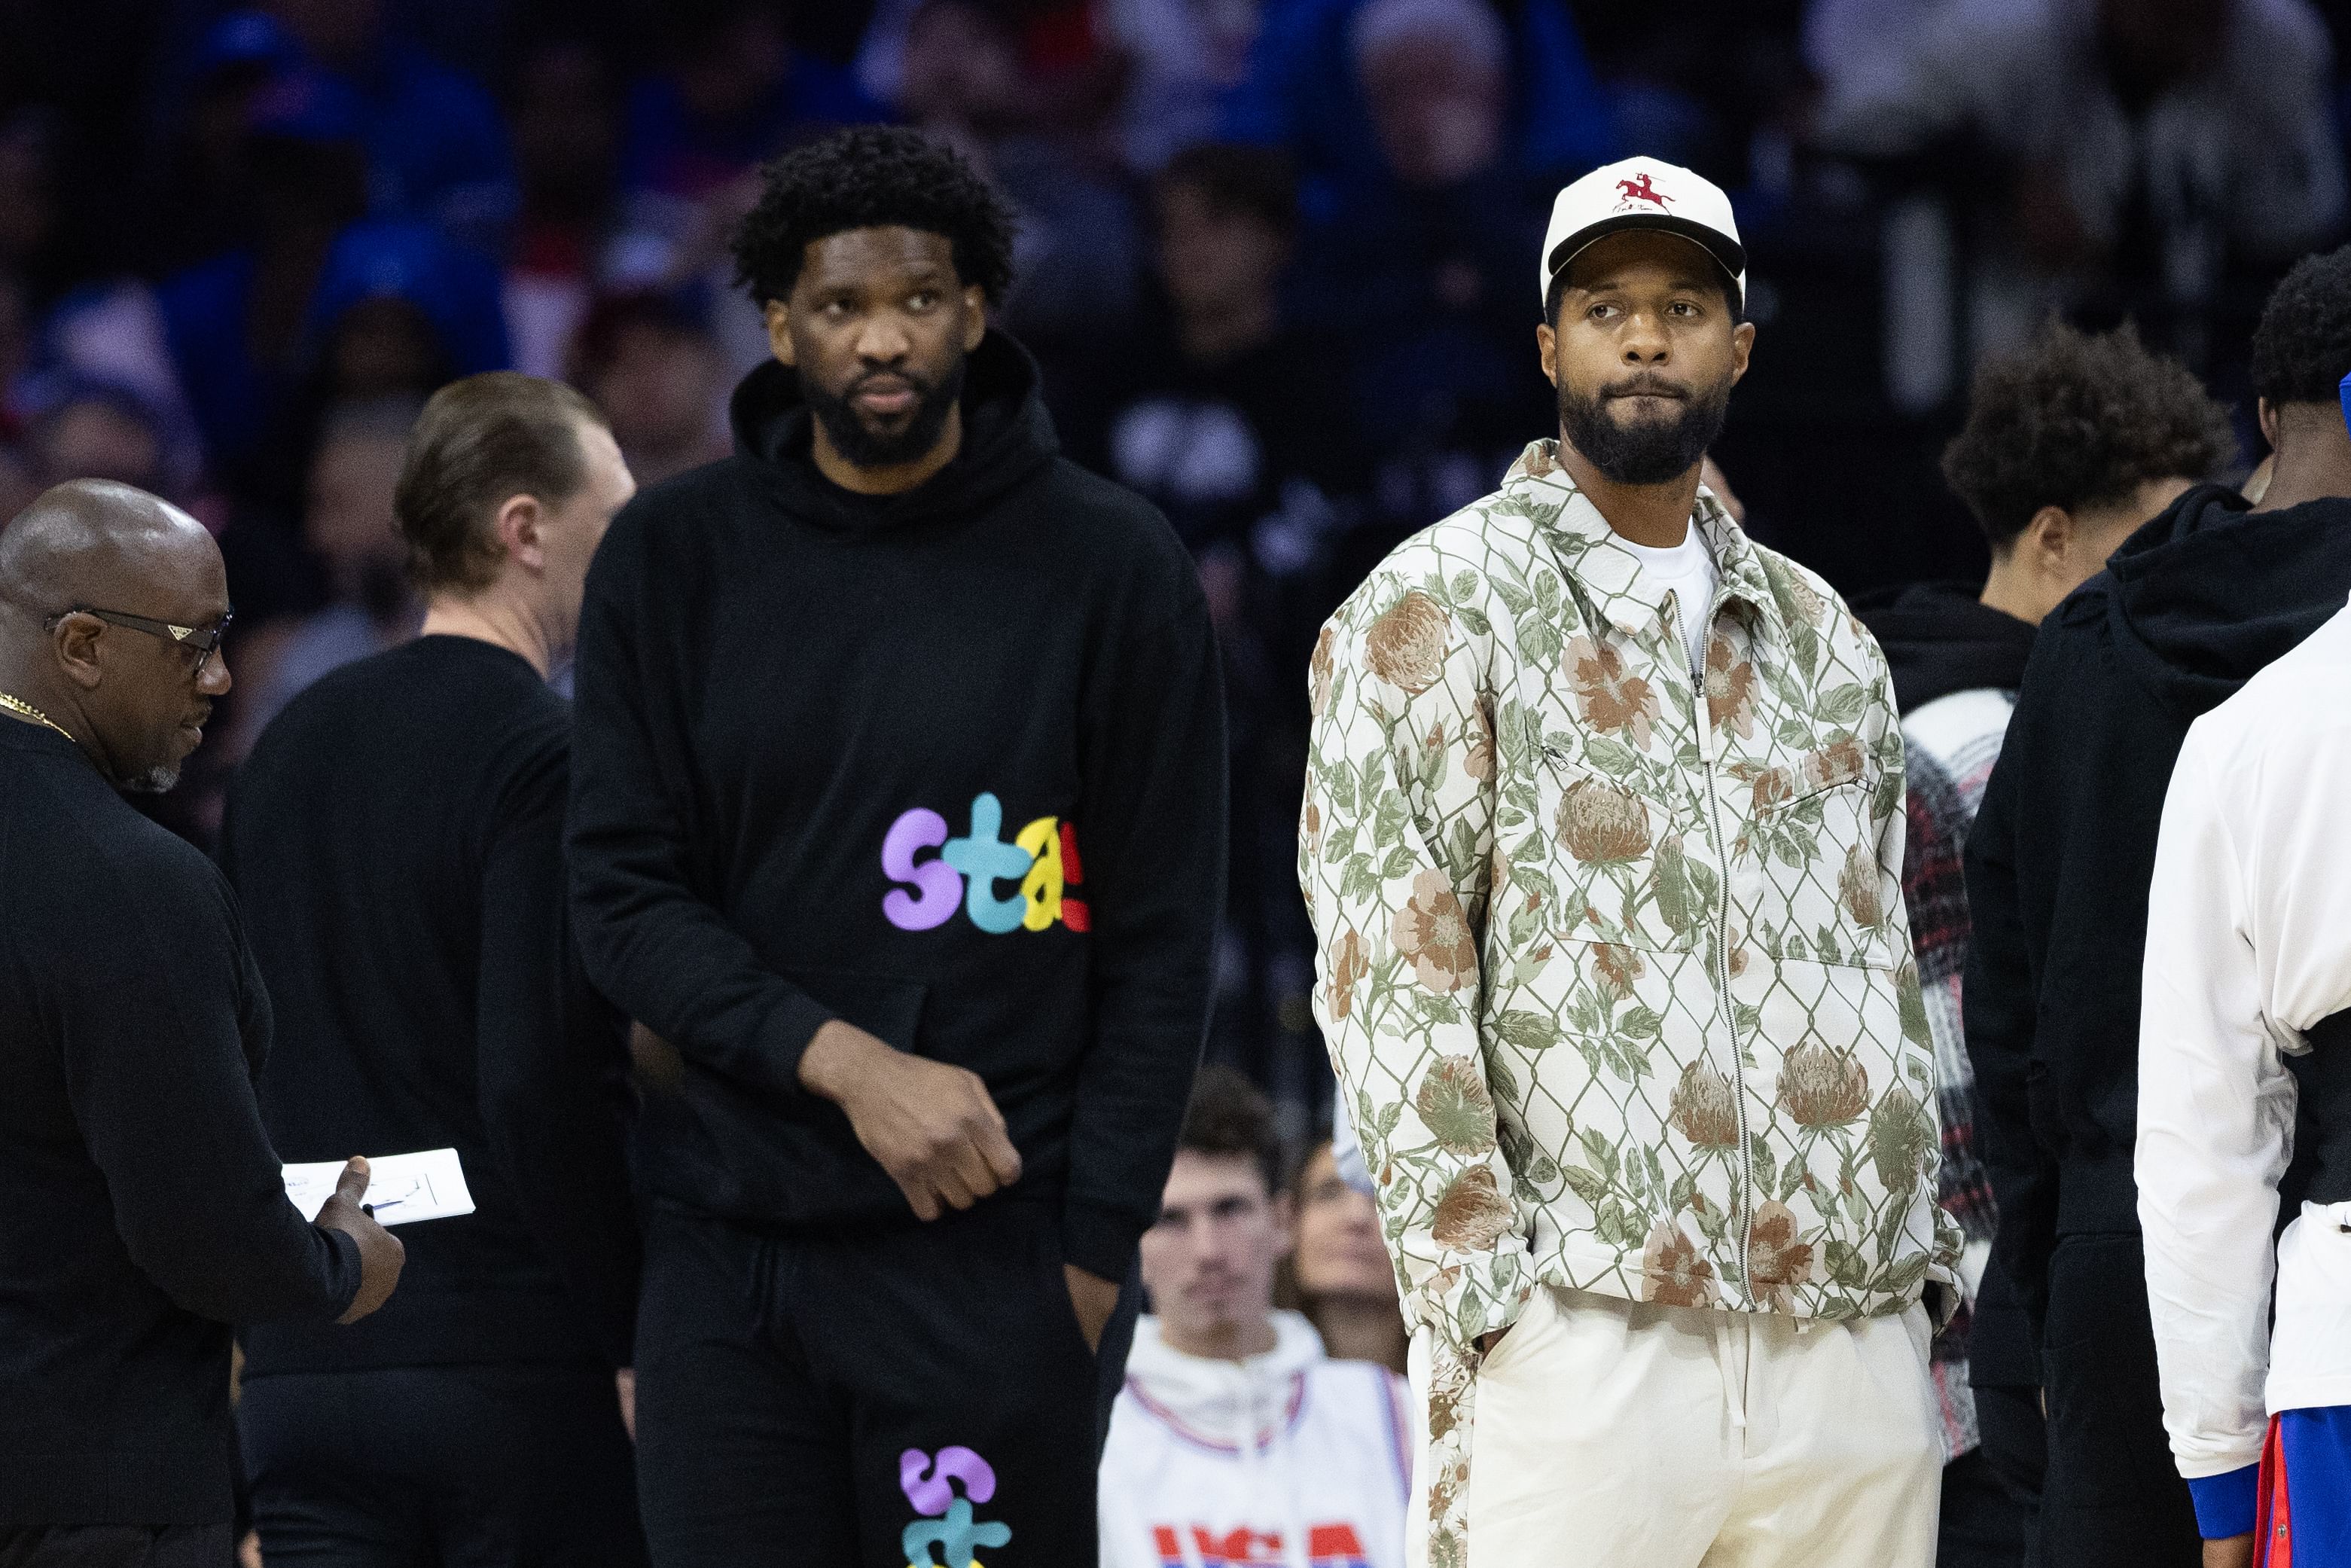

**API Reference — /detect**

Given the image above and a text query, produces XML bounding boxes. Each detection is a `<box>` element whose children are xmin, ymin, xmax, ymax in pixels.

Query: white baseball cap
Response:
<box><xmin>1539</xmin><ymin>155</ymin><xmax>1745</xmax><ymax>314</ymax></box>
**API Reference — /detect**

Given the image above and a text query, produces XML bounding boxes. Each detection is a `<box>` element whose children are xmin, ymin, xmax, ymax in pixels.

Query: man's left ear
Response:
<box><xmin>962</xmin><ymin>285</ymin><xmax>988</xmax><ymax>352</ymax></box>
<box><xmin>1729</xmin><ymin>318</ymin><xmax>1757</xmax><ymax>383</ymax></box>
<box><xmin>764</xmin><ymin>299</ymin><xmax>796</xmax><ymax>368</ymax></box>
<box><xmin>1273</xmin><ymin>1190</ymin><xmax>1297</xmax><ymax>1258</ymax></box>
<box><xmin>498</xmin><ymin>493</ymin><xmax>546</xmax><ymax>572</ymax></box>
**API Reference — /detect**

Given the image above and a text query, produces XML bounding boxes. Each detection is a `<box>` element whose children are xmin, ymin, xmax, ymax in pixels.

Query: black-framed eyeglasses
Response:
<box><xmin>48</xmin><ymin>606</ymin><xmax>234</xmax><ymax>676</ymax></box>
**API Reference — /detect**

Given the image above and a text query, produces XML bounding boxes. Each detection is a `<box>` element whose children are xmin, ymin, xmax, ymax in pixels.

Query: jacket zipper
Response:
<box><xmin>1685</xmin><ymin>609</ymin><xmax>1753</xmax><ymax>1306</ymax></box>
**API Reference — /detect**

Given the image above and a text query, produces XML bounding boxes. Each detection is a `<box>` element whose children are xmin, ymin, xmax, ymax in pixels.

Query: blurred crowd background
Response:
<box><xmin>5</xmin><ymin>0</ymin><xmax>2344</xmax><ymax>1142</ymax></box>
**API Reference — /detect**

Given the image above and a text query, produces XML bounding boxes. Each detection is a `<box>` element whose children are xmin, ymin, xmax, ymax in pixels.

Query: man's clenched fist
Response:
<box><xmin>797</xmin><ymin>1020</ymin><xmax>1023</xmax><ymax>1222</ymax></box>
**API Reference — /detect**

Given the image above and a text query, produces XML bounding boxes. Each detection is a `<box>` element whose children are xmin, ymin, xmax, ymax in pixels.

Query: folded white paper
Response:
<box><xmin>282</xmin><ymin>1147</ymin><xmax>474</xmax><ymax>1227</ymax></box>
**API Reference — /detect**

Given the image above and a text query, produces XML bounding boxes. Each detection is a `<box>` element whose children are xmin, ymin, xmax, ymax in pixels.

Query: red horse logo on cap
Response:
<box><xmin>1615</xmin><ymin>172</ymin><xmax>1670</xmax><ymax>209</ymax></box>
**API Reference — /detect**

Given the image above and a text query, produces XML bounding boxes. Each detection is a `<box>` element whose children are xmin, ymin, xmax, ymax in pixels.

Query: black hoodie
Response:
<box><xmin>1852</xmin><ymin>581</ymin><xmax>2038</xmax><ymax>713</ymax></box>
<box><xmin>567</xmin><ymin>331</ymin><xmax>1226</xmax><ymax>1283</ymax></box>
<box><xmin>1963</xmin><ymin>483</ymin><xmax>2351</xmax><ymax>1337</ymax></box>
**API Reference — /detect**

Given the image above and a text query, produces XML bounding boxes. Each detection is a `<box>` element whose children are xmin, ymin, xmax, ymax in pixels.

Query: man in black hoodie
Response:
<box><xmin>1857</xmin><ymin>322</ymin><xmax>2235</xmax><ymax>1568</ymax></box>
<box><xmin>1965</xmin><ymin>245</ymin><xmax>2351</xmax><ymax>1568</ymax></box>
<box><xmin>568</xmin><ymin>128</ymin><xmax>1226</xmax><ymax>1567</ymax></box>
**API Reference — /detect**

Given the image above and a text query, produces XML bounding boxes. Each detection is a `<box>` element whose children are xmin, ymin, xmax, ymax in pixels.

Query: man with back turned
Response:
<box><xmin>222</xmin><ymin>374</ymin><xmax>647</xmax><ymax>1566</ymax></box>
<box><xmin>0</xmin><ymin>480</ymin><xmax>402</xmax><ymax>1568</ymax></box>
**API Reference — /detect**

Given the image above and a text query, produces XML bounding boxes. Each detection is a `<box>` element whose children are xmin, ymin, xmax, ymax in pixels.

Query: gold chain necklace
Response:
<box><xmin>0</xmin><ymin>691</ymin><xmax>75</xmax><ymax>743</ymax></box>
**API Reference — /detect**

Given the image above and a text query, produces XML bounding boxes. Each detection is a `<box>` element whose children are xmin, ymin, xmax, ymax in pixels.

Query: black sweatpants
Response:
<box><xmin>1938</xmin><ymin>1448</ymin><xmax>2029</xmax><ymax>1568</ymax></box>
<box><xmin>239</xmin><ymin>1365</ymin><xmax>645</xmax><ymax>1567</ymax></box>
<box><xmin>2034</xmin><ymin>1232</ymin><xmax>2199</xmax><ymax>1568</ymax></box>
<box><xmin>0</xmin><ymin>1528</ymin><xmax>232</xmax><ymax>1568</ymax></box>
<box><xmin>633</xmin><ymin>1197</ymin><xmax>1137</xmax><ymax>1568</ymax></box>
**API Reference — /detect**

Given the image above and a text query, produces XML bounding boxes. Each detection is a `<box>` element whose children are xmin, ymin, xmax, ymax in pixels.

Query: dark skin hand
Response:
<box><xmin>315</xmin><ymin>1156</ymin><xmax>405</xmax><ymax>1325</ymax></box>
<box><xmin>797</xmin><ymin>1020</ymin><xmax>1024</xmax><ymax>1219</ymax></box>
<box><xmin>2205</xmin><ymin>1536</ymin><xmax>2254</xmax><ymax>1568</ymax></box>
<box><xmin>795</xmin><ymin>1020</ymin><xmax>1118</xmax><ymax>1350</ymax></box>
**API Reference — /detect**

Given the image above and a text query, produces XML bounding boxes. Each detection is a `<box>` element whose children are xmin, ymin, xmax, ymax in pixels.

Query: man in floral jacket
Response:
<box><xmin>1301</xmin><ymin>156</ymin><xmax>1956</xmax><ymax>1567</ymax></box>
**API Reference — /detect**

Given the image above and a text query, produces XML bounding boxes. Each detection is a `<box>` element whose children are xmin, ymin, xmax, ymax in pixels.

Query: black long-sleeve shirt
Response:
<box><xmin>221</xmin><ymin>636</ymin><xmax>640</xmax><ymax>1376</ymax></box>
<box><xmin>0</xmin><ymin>718</ymin><xmax>360</xmax><ymax>1528</ymax></box>
<box><xmin>569</xmin><ymin>331</ymin><xmax>1226</xmax><ymax>1283</ymax></box>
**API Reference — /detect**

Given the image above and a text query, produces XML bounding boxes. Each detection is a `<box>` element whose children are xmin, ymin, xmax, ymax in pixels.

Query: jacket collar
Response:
<box><xmin>1502</xmin><ymin>438</ymin><xmax>1783</xmax><ymax>645</ymax></box>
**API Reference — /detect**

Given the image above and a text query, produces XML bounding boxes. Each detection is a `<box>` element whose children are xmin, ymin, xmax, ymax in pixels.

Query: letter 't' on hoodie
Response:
<box><xmin>1099</xmin><ymin>1313</ymin><xmax>1412</xmax><ymax>1568</ymax></box>
<box><xmin>566</xmin><ymin>328</ymin><xmax>1228</xmax><ymax>1283</ymax></box>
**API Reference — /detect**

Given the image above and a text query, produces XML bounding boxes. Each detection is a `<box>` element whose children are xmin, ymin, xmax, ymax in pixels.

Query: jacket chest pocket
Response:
<box><xmin>1531</xmin><ymin>746</ymin><xmax>1703</xmax><ymax>956</ymax></box>
<box><xmin>1731</xmin><ymin>776</ymin><xmax>1899</xmax><ymax>968</ymax></box>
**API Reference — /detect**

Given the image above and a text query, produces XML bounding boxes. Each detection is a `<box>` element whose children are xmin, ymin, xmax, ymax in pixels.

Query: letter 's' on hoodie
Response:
<box><xmin>566</xmin><ymin>330</ymin><xmax>1227</xmax><ymax>1283</ymax></box>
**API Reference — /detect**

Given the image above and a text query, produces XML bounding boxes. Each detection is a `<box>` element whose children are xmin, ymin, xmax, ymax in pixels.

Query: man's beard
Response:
<box><xmin>123</xmin><ymin>761</ymin><xmax>179</xmax><ymax>795</ymax></box>
<box><xmin>1559</xmin><ymin>371</ymin><xmax>1733</xmax><ymax>486</ymax></box>
<box><xmin>803</xmin><ymin>354</ymin><xmax>967</xmax><ymax>471</ymax></box>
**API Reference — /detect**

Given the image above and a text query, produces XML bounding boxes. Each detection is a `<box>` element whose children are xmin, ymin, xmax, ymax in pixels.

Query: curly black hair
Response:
<box><xmin>730</xmin><ymin>126</ymin><xmax>1018</xmax><ymax>309</ymax></box>
<box><xmin>1176</xmin><ymin>1065</ymin><xmax>1284</xmax><ymax>1199</ymax></box>
<box><xmin>2250</xmin><ymin>244</ymin><xmax>2351</xmax><ymax>407</ymax></box>
<box><xmin>1941</xmin><ymin>319</ymin><xmax>2234</xmax><ymax>548</ymax></box>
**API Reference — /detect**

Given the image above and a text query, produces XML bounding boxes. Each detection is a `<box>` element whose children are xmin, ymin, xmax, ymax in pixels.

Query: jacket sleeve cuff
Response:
<box><xmin>2188</xmin><ymin>1464</ymin><xmax>2262</xmax><ymax>1539</ymax></box>
<box><xmin>321</xmin><ymin>1224</ymin><xmax>364</xmax><ymax>1320</ymax></box>
<box><xmin>756</xmin><ymin>991</ymin><xmax>837</xmax><ymax>1097</ymax></box>
<box><xmin>1061</xmin><ymin>1196</ymin><xmax>1145</xmax><ymax>1283</ymax></box>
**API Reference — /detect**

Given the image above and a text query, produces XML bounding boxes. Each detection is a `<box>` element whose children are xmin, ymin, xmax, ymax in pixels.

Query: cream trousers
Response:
<box><xmin>1407</xmin><ymin>1285</ymin><xmax>1942</xmax><ymax>1568</ymax></box>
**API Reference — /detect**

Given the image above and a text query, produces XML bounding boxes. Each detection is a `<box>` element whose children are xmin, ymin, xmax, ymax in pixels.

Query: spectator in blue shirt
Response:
<box><xmin>262</xmin><ymin>0</ymin><xmax>517</xmax><ymax>250</ymax></box>
<box><xmin>156</xmin><ymin>65</ymin><xmax>506</xmax><ymax>500</ymax></box>
<box><xmin>620</xmin><ymin>0</ymin><xmax>885</xmax><ymax>206</ymax></box>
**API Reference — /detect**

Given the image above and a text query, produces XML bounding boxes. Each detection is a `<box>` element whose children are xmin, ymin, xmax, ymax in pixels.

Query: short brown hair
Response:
<box><xmin>394</xmin><ymin>371</ymin><xmax>608</xmax><ymax>592</ymax></box>
<box><xmin>1176</xmin><ymin>1065</ymin><xmax>1285</xmax><ymax>1199</ymax></box>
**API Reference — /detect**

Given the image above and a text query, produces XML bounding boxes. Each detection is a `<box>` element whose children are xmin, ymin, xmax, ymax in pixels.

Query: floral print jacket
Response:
<box><xmin>1302</xmin><ymin>443</ymin><xmax>1958</xmax><ymax>1560</ymax></box>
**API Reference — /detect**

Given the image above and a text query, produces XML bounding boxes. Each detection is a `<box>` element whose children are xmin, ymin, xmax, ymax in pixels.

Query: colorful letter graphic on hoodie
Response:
<box><xmin>883</xmin><ymin>795</ymin><xmax>1089</xmax><ymax>934</ymax></box>
<box><xmin>899</xmin><ymin>1445</ymin><xmax>1010</xmax><ymax>1566</ymax></box>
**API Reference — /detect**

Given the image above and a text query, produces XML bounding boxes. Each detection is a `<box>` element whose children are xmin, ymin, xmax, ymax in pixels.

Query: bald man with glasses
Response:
<box><xmin>0</xmin><ymin>480</ymin><xmax>403</xmax><ymax>1568</ymax></box>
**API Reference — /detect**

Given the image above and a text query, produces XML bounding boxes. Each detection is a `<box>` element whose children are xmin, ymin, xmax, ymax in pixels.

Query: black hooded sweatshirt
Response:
<box><xmin>1852</xmin><ymin>581</ymin><xmax>2038</xmax><ymax>712</ymax></box>
<box><xmin>1963</xmin><ymin>484</ymin><xmax>2351</xmax><ymax>1338</ymax></box>
<box><xmin>567</xmin><ymin>331</ymin><xmax>1225</xmax><ymax>1284</ymax></box>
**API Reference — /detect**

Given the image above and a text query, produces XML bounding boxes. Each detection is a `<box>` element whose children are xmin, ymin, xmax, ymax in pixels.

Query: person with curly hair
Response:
<box><xmin>566</xmin><ymin>126</ymin><xmax>1227</xmax><ymax>1566</ymax></box>
<box><xmin>1965</xmin><ymin>245</ymin><xmax>2351</xmax><ymax>1568</ymax></box>
<box><xmin>1854</xmin><ymin>320</ymin><xmax>2234</xmax><ymax>1566</ymax></box>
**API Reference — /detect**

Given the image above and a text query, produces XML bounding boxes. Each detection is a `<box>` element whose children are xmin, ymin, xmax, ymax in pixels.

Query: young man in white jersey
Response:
<box><xmin>1100</xmin><ymin>1068</ymin><xmax>1410</xmax><ymax>1568</ymax></box>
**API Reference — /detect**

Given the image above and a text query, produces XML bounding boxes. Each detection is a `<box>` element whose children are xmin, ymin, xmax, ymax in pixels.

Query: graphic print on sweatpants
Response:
<box><xmin>631</xmin><ymin>1199</ymin><xmax>1109</xmax><ymax>1568</ymax></box>
<box><xmin>901</xmin><ymin>1446</ymin><xmax>1012</xmax><ymax>1566</ymax></box>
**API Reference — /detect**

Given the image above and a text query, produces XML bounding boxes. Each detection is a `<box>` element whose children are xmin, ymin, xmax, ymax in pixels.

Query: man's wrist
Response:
<box><xmin>797</xmin><ymin>1018</ymin><xmax>886</xmax><ymax>1103</ymax></box>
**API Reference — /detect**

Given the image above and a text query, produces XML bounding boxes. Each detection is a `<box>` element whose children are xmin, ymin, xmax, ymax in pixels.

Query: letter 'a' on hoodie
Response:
<box><xmin>566</xmin><ymin>328</ymin><xmax>1228</xmax><ymax>1285</ymax></box>
<box><xmin>1099</xmin><ymin>1312</ymin><xmax>1413</xmax><ymax>1568</ymax></box>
